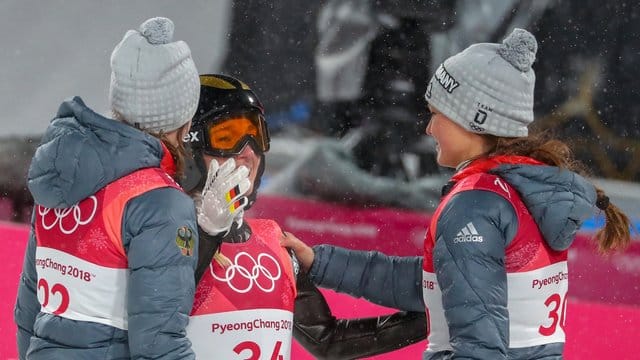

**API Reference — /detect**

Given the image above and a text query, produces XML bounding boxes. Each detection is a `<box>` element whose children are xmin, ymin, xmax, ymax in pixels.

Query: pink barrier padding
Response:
<box><xmin>1</xmin><ymin>221</ymin><xmax>28</xmax><ymax>360</ymax></box>
<box><xmin>568</xmin><ymin>235</ymin><xmax>640</xmax><ymax>304</ymax></box>
<box><xmin>248</xmin><ymin>194</ymin><xmax>431</xmax><ymax>256</ymax></box>
<box><xmin>563</xmin><ymin>300</ymin><xmax>640</xmax><ymax>360</ymax></box>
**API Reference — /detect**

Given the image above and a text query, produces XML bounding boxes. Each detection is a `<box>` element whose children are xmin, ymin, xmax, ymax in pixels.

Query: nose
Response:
<box><xmin>237</xmin><ymin>142</ymin><xmax>256</xmax><ymax>159</ymax></box>
<box><xmin>425</xmin><ymin>118</ymin><xmax>433</xmax><ymax>136</ymax></box>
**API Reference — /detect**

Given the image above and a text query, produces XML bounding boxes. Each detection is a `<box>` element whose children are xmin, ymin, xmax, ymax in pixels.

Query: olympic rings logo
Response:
<box><xmin>39</xmin><ymin>196</ymin><xmax>98</xmax><ymax>235</ymax></box>
<box><xmin>210</xmin><ymin>251</ymin><xmax>281</xmax><ymax>294</ymax></box>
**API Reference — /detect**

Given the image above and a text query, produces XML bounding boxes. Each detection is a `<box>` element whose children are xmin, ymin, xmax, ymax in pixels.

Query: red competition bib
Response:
<box><xmin>34</xmin><ymin>168</ymin><xmax>180</xmax><ymax>329</ymax></box>
<box><xmin>422</xmin><ymin>172</ymin><xmax>568</xmax><ymax>351</ymax></box>
<box><xmin>188</xmin><ymin>219</ymin><xmax>297</xmax><ymax>360</ymax></box>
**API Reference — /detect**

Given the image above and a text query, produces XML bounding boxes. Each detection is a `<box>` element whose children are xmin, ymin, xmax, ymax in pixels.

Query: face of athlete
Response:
<box><xmin>202</xmin><ymin>143</ymin><xmax>261</xmax><ymax>195</ymax></box>
<box><xmin>425</xmin><ymin>105</ymin><xmax>491</xmax><ymax>168</ymax></box>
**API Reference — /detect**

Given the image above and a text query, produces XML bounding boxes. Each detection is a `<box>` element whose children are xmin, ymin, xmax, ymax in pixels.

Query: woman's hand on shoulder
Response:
<box><xmin>280</xmin><ymin>231</ymin><xmax>314</xmax><ymax>272</ymax></box>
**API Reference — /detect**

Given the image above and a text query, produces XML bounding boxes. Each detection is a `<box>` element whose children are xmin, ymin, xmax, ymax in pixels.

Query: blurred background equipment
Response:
<box><xmin>223</xmin><ymin>0</ymin><xmax>322</xmax><ymax>131</ymax></box>
<box><xmin>0</xmin><ymin>136</ymin><xmax>38</xmax><ymax>222</ymax></box>
<box><xmin>1</xmin><ymin>0</ymin><xmax>638</xmax><ymax>238</ymax></box>
<box><xmin>531</xmin><ymin>0</ymin><xmax>640</xmax><ymax>181</ymax></box>
<box><xmin>311</xmin><ymin>0</ymin><xmax>457</xmax><ymax>181</ymax></box>
<box><xmin>3</xmin><ymin>0</ymin><xmax>639</xmax><ymax>215</ymax></box>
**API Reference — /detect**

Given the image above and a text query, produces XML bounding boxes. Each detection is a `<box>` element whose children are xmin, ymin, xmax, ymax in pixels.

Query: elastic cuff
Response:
<box><xmin>308</xmin><ymin>245</ymin><xmax>328</xmax><ymax>284</ymax></box>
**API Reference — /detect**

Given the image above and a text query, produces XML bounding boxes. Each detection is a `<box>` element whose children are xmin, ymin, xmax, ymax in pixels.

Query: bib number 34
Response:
<box><xmin>233</xmin><ymin>340</ymin><xmax>285</xmax><ymax>360</ymax></box>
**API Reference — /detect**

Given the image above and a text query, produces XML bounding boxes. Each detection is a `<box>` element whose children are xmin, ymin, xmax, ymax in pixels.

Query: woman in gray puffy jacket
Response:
<box><xmin>282</xmin><ymin>28</ymin><xmax>631</xmax><ymax>360</ymax></box>
<box><xmin>14</xmin><ymin>17</ymin><xmax>201</xmax><ymax>359</ymax></box>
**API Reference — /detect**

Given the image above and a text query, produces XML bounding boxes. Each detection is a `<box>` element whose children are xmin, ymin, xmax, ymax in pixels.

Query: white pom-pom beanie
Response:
<box><xmin>425</xmin><ymin>28</ymin><xmax>538</xmax><ymax>137</ymax></box>
<box><xmin>109</xmin><ymin>17</ymin><xmax>200</xmax><ymax>133</ymax></box>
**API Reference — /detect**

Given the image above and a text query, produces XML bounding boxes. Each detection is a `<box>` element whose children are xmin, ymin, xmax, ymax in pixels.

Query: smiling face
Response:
<box><xmin>425</xmin><ymin>105</ymin><xmax>493</xmax><ymax>168</ymax></box>
<box><xmin>202</xmin><ymin>143</ymin><xmax>261</xmax><ymax>194</ymax></box>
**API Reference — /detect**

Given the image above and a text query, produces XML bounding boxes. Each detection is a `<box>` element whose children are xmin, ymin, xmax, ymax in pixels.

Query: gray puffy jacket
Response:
<box><xmin>309</xmin><ymin>163</ymin><xmax>597</xmax><ymax>360</ymax></box>
<box><xmin>14</xmin><ymin>97</ymin><xmax>198</xmax><ymax>359</ymax></box>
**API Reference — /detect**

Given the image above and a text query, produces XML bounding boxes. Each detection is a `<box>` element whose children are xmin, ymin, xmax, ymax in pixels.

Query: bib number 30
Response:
<box><xmin>538</xmin><ymin>292</ymin><xmax>568</xmax><ymax>336</ymax></box>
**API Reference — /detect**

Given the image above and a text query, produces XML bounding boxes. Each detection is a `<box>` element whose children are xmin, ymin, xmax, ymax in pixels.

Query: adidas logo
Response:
<box><xmin>453</xmin><ymin>222</ymin><xmax>484</xmax><ymax>243</ymax></box>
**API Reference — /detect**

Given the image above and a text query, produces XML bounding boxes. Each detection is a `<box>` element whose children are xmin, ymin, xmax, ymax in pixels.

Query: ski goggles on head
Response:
<box><xmin>200</xmin><ymin>111</ymin><xmax>270</xmax><ymax>157</ymax></box>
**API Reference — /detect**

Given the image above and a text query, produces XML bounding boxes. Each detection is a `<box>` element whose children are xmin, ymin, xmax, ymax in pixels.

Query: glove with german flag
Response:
<box><xmin>196</xmin><ymin>158</ymin><xmax>250</xmax><ymax>236</ymax></box>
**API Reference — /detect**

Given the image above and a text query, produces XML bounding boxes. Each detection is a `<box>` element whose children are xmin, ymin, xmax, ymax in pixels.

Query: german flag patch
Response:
<box><xmin>225</xmin><ymin>185</ymin><xmax>242</xmax><ymax>213</ymax></box>
<box><xmin>175</xmin><ymin>226</ymin><xmax>195</xmax><ymax>257</ymax></box>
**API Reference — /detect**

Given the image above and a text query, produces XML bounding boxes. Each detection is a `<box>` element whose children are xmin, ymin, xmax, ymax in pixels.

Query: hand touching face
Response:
<box><xmin>203</xmin><ymin>143</ymin><xmax>261</xmax><ymax>194</ymax></box>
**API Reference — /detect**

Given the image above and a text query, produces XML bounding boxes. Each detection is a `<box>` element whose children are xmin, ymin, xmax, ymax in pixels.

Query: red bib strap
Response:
<box><xmin>35</xmin><ymin>167</ymin><xmax>182</xmax><ymax>268</ymax></box>
<box><xmin>102</xmin><ymin>168</ymin><xmax>182</xmax><ymax>257</ymax></box>
<box><xmin>429</xmin><ymin>172</ymin><xmax>515</xmax><ymax>236</ymax></box>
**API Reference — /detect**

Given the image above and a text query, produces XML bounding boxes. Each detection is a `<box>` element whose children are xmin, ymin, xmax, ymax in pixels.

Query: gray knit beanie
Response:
<box><xmin>425</xmin><ymin>28</ymin><xmax>537</xmax><ymax>137</ymax></box>
<box><xmin>109</xmin><ymin>17</ymin><xmax>200</xmax><ymax>133</ymax></box>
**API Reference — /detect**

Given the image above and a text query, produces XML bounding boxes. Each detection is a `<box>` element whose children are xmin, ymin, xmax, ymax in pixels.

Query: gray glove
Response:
<box><xmin>196</xmin><ymin>158</ymin><xmax>250</xmax><ymax>236</ymax></box>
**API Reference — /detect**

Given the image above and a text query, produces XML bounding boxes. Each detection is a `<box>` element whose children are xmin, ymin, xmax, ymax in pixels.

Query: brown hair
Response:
<box><xmin>113</xmin><ymin>111</ymin><xmax>190</xmax><ymax>182</ymax></box>
<box><xmin>152</xmin><ymin>122</ymin><xmax>192</xmax><ymax>182</ymax></box>
<box><xmin>158</xmin><ymin>135</ymin><xmax>186</xmax><ymax>181</ymax></box>
<box><xmin>484</xmin><ymin>131</ymin><xmax>631</xmax><ymax>253</ymax></box>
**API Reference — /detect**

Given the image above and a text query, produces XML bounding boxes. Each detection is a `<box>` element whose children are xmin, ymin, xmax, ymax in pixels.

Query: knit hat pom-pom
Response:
<box><xmin>139</xmin><ymin>17</ymin><xmax>174</xmax><ymax>45</ymax></box>
<box><xmin>497</xmin><ymin>28</ymin><xmax>538</xmax><ymax>72</ymax></box>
